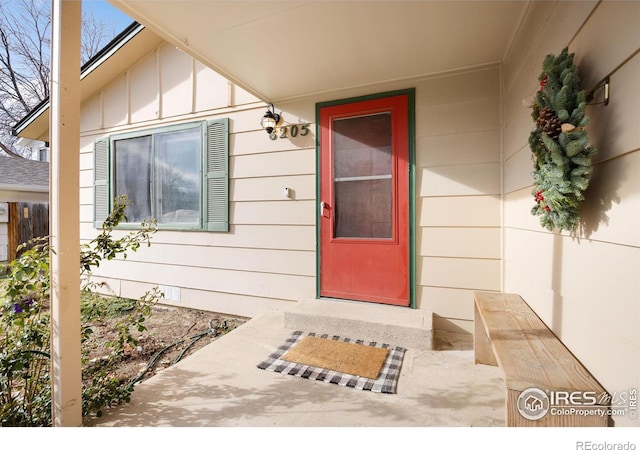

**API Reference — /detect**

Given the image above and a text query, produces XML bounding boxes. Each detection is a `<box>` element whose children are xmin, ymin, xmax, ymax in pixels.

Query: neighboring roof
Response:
<box><xmin>13</xmin><ymin>21</ymin><xmax>163</xmax><ymax>141</ymax></box>
<box><xmin>0</xmin><ymin>156</ymin><xmax>49</xmax><ymax>192</ymax></box>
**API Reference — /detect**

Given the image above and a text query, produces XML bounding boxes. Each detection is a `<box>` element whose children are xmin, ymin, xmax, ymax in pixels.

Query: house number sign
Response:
<box><xmin>269</xmin><ymin>123</ymin><xmax>310</xmax><ymax>140</ymax></box>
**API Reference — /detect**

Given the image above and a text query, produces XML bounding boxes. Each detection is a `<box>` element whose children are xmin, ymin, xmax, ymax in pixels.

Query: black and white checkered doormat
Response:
<box><xmin>257</xmin><ymin>330</ymin><xmax>405</xmax><ymax>394</ymax></box>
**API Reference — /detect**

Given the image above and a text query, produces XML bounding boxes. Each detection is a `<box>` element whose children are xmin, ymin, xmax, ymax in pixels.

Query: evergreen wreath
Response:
<box><xmin>528</xmin><ymin>47</ymin><xmax>596</xmax><ymax>232</ymax></box>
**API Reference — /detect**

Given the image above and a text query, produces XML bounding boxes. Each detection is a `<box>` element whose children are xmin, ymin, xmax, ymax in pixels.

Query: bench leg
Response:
<box><xmin>474</xmin><ymin>302</ymin><xmax>497</xmax><ymax>366</ymax></box>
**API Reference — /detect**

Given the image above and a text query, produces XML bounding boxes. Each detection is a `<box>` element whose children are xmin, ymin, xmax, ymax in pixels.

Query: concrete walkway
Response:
<box><xmin>88</xmin><ymin>302</ymin><xmax>505</xmax><ymax>427</ymax></box>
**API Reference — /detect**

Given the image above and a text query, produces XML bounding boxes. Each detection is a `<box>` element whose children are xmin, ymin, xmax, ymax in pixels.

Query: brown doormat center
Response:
<box><xmin>282</xmin><ymin>335</ymin><xmax>390</xmax><ymax>379</ymax></box>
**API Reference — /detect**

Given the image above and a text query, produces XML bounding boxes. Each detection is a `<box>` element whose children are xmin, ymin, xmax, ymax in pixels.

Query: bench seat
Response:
<box><xmin>474</xmin><ymin>291</ymin><xmax>611</xmax><ymax>427</ymax></box>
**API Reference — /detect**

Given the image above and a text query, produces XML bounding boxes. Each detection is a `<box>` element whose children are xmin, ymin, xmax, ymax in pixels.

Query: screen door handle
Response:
<box><xmin>320</xmin><ymin>201</ymin><xmax>330</xmax><ymax>218</ymax></box>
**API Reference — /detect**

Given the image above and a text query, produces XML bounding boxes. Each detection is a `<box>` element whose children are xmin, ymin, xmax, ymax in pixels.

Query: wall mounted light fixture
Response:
<box><xmin>260</xmin><ymin>103</ymin><xmax>281</xmax><ymax>134</ymax></box>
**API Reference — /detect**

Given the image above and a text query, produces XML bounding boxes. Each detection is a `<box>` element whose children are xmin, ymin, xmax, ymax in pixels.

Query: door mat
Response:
<box><xmin>282</xmin><ymin>335</ymin><xmax>390</xmax><ymax>379</ymax></box>
<box><xmin>257</xmin><ymin>331</ymin><xmax>405</xmax><ymax>394</ymax></box>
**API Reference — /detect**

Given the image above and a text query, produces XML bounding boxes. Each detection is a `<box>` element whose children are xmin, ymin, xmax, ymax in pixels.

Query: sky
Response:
<box><xmin>0</xmin><ymin>0</ymin><xmax>135</xmax><ymax>41</ymax></box>
<box><xmin>82</xmin><ymin>0</ymin><xmax>135</xmax><ymax>39</ymax></box>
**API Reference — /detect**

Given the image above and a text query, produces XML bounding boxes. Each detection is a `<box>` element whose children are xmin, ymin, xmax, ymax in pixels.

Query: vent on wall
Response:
<box><xmin>158</xmin><ymin>285</ymin><xmax>181</xmax><ymax>302</ymax></box>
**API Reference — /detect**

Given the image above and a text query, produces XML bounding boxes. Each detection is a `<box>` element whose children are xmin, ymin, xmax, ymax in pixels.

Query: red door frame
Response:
<box><xmin>318</xmin><ymin>93</ymin><xmax>410</xmax><ymax>306</ymax></box>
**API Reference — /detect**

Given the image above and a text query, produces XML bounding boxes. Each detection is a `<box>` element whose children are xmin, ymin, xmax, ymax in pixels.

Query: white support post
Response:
<box><xmin>49</xmin><ymin>0</ymin><xmax>82</xmax><ymax>427</ymax></box>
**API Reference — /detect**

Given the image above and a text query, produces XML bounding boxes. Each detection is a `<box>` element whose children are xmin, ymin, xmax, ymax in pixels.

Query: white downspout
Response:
<box><xmin>49</xmin><ymin>0</ymin><xmax>82</xmax><ymax>426</ymax></box>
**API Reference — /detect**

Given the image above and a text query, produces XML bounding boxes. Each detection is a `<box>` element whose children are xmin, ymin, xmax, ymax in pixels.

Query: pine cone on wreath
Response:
<box><xmin>536</xmin><ymin>106</ymin><xmax>562</xmax><ymax>142</ymax></box>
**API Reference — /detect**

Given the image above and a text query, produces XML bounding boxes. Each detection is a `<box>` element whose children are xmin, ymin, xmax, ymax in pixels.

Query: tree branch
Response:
<box><xmin>0</xmin><ymin>140</ymin><xmax>26</xmax><ymax>158</ymax></box>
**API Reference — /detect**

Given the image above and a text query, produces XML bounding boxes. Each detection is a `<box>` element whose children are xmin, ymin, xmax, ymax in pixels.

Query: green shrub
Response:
<box><xmin>0</xmin><ymin>195</ymin><xmax>161</xmax><ymax>426</ymax></box>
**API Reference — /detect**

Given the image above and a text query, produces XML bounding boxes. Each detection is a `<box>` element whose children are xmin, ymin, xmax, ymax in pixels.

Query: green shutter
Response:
<box><xmin>204</xmin><ymin>118</ymin><xmax>229</xmax><ymax>232</ymax></box>
<box><xmin>94</xmin><ymin>138</ymin><xmax>110</xmax><ymax>228</ymax></box>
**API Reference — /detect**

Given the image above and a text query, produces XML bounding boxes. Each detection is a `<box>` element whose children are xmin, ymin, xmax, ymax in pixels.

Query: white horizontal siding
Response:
<box><xmin>419</xmin><ymin>257</ymin><xmax>501</xmax><ymax>292</ymax></box>
<box><xmin>91</xmin><ymin>277</ymin><xmax>300</xmax><ymax>318</ymax></box>
<box><xmin>419</xmin><ymin>163</ymin><xmax>501</xmax><ymax>197</ymax></box>
<box><xmin>419</xmin><ymin>227</ymin><xmax>501</xmax><ymax>259</ymax></box>
<box><xmin>80</xmin><ymin>223</ymin><xmax>315</xmax><ymax>251</ymax></box>
<box><xmin>93</xmin><ymin>259</ymin><xmax>314</xmax><ymax>302</ymax></box>
<box><xmin>230</xmin><ymin>148</ymin><xmax>315</xmax><ymax>179</ymax></box>
<box><xmin>419</xmin><ymin>196</ymin><xmax>501</xmax><ymax>228</ymax></box>
<box><xmin>112</xmin><ymin>243</ymin><xmax>315</xmax><ymax>277</ymax></box>
<box><xmin>416</xmin><ymin>130</ymin><xmax>500</xmax><ymax>167</ymax></box>
<box><xmin>232</xmin><ymin>175</ymin><xmax>315</xmax><ymax>202</ymax></box>
<box><xmin>502</xmin><ymin>0</ymin><xmax>639</xmax><ymax>425</ymax></box>
<box><xmin>78</xmin><ymin>41</ymin><xmax>316</xmax><ymax>318</ymax></box>
<box><xmin>414</xmin><ymin>66</ymin><xmax>502</xmax><ymax>330</ymax></box>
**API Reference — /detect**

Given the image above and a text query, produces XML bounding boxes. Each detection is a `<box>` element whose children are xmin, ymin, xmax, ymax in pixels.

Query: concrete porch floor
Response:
<box><xmin>87</xmin><ymin>300</ymin><xmax>506</xmax><ymax>427</ymax></box>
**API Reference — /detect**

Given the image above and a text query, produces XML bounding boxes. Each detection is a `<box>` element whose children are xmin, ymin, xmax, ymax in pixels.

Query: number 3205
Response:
<box><xmin>270</xmin><ymin>123</ymin><xmax>310</xmax><ymax>140</ymax></box>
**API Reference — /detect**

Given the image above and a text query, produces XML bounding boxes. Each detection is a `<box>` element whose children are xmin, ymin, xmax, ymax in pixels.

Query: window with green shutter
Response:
<box><xmin>93</xmin><ymin>118</ymin><xmax>229</xmax><ymax>231</ymax></box>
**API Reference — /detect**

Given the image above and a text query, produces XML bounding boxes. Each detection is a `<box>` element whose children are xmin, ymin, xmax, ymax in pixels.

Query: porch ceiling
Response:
<box><xmin>109</xmin><ymin>0</ymin><xmax>530</xmax><ymax>102</ymax></box>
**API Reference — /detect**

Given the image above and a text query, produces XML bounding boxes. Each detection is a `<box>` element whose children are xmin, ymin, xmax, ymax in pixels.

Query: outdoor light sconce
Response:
<box><xmin>260</xmin><ymin>103</ymin><xmax>281</xmax><ymax>134</ymax></box>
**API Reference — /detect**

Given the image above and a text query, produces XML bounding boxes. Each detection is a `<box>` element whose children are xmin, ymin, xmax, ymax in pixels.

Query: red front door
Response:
<box><xmin>319</xmin><ymin>94</ymin><xmax>409</xmax><ymax>306</ymax></box>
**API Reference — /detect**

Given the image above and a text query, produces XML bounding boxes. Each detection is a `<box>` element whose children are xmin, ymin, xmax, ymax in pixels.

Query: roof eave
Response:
<box><xmin>0</xmin><ymin>184</ymin><xmax>49</xmax><ymax>193</ymax></box>
<box><xmin>12</xmin><ymin>21</ymin><xmax>145</xmax><ymax>138</ymax></box>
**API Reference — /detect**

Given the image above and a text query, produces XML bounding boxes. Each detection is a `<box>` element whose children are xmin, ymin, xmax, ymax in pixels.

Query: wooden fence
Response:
<box><xmin>7</xmin><ymin>202</ymin><xmax>49</xmax><ymax>262</ymax></box>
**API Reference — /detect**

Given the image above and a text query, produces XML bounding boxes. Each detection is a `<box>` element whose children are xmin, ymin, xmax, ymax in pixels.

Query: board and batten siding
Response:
<box><xmin>78</xmin><ymin>42</ymin><xmax>317</xmax><ymax>318</ymax></box>
<box><xmin>502</xmin><ymin>0</ymin><xmax>639</xmax><ymax>426</ymax></box>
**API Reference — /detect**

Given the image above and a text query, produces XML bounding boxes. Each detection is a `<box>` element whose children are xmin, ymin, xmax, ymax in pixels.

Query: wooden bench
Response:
<box><xmin>474</xmin><ymin>291</ymin><xmax>611</xmax><ymax>426</ymax></box>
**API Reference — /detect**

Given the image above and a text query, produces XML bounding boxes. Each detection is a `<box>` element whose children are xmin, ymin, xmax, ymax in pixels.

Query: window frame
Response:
<box><xmin>93</xmin><ymin>118</ymin><xmax>229</xmax><ymax>232</ymax></box>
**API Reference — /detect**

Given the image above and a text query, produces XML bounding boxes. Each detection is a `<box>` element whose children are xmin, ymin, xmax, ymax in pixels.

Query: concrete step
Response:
<box><xmin>283</xmin><ymin>298</ymin><xmax>433</xmax><ymax>350</ymax></box>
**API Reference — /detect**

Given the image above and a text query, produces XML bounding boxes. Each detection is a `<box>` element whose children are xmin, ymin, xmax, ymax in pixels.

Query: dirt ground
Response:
<box><xmin>86</xmin><ymin>304</ymin><xmax>248</xmax><ymax>384</ymax></box>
